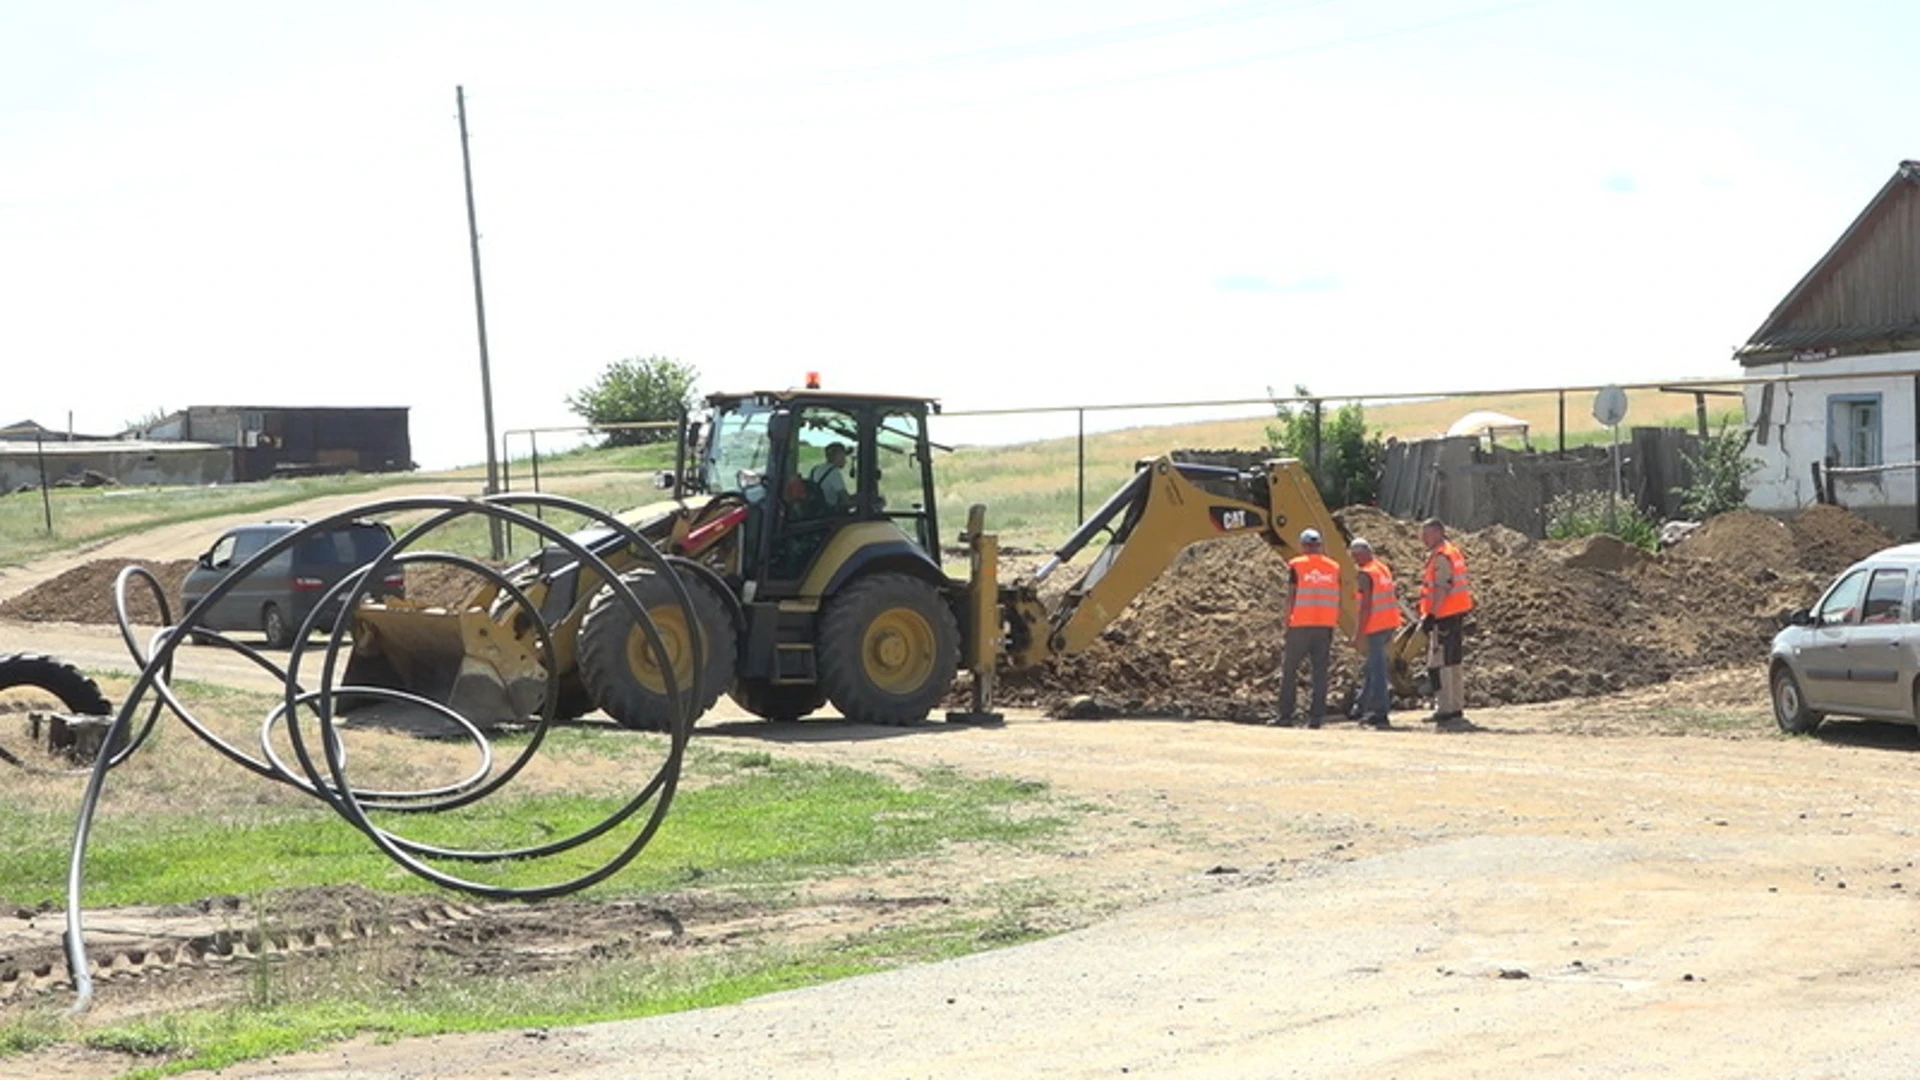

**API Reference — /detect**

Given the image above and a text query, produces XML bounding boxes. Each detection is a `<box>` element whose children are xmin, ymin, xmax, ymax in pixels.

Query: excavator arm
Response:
<box><xmin>1024</xmin><ymin>457</ymin><xmax>1356</xmax><ymax>658</ymax></box>
<box><xmin>948</xmin><ymin>455</ymin><xmax>1428</xmax><ymax>721</ymax></box>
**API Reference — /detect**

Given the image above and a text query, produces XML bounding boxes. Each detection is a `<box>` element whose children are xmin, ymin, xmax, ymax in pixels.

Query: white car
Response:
<box><xmin>1769</xmin><ymin>543</ymin><xmax>1920</xmax><ymax>733</ymax></box>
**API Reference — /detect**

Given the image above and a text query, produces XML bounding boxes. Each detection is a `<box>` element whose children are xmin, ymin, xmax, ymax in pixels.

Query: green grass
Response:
<box><xmin>517</xmin><ymin>441</ymin><xmax>678</xmax><ymax>476</ymax></box>
<box><xmin>0</xmin><ymin>735</ymin><xmax>1064</xmax><ymax>1074</ymax></box>
<box><xmin>80</xmin><ymin>913</ymin><xmax>1029</xmax><ymax>1079</ymax></box>
<box><xmin>0</xmin><ymin>745</ymin><xmax>1059</xmax><ymax>907</ymax></box>
<box><xmin>0</xmin><ymin>473</ymin><xmax>432</xmax><ymax>567</ymax></box>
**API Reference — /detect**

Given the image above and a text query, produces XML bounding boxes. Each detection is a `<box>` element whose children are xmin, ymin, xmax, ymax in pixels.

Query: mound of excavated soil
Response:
<box><xmin>1669</xmin><ymin>504</ymin><xmax>1894</xmax><ymax>580</ymax></box>
<box><xmin>1789</xmin><ymin>503</ymin><xmax>1896</xmax><ymax>578</ymax></box>
<box><xmin>0</xmin><ymin>558</ymin><xmax>504</xmax><ymax>629</ymax></box>
<box><xmin>0</xmin><ymin>560</ymin><xmax>193</xmax><ymax>626</ymax></box>
<box><xmin>1665</xmin><ymin>509</ymin><xmax>1798</xmax><ymax>571</ymax></box>
<box><xmin>993</xmin><ymin>503</ymin><xmax>1852</xmax><ymax>720</ymax></box>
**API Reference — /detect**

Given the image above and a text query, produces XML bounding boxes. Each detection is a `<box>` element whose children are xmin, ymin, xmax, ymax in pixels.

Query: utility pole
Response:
<box><xmin>456</xmin><ymin>85</ymin><xmax>505</xmax><ymax>559</ymax></box>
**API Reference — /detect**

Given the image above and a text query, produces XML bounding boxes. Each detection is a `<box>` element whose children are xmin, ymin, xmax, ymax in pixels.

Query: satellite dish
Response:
<box><xmin>1592</xmin><ymin>385</ymin><xmax>1629</xmax><ymax>428</ymax></box>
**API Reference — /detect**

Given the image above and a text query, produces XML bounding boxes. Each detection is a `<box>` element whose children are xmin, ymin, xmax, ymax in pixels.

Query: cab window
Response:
<box><xmin>1814</xmin><ymin>569</ymin><xmax>1868</xmax><ymax>626</ymax></box>
<box><xmin>705</xmin><ymin>404</ymin><xmax>773</xmax><ymax>495</ymax></box>
<box><xmin>875</xmin><ymin>409</ymin><xmax>932</xmax><ymax>551</ymax></box>
<box><xmin>1862</xmin><ymin>568</ymin><xmax>1908</xmax><ymax>624</ymax></box>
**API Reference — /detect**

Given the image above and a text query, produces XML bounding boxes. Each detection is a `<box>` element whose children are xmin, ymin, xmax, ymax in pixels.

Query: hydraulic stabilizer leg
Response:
<box><xmin>947</xmin><ymin>504</ymin><xmax>1006</xmax><ymax>726</ymax></box>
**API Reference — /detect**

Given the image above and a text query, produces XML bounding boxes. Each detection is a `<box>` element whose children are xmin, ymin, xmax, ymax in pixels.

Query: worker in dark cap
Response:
<box><xmin>1273</xmin><ymin>527</ymin><xmax>1341</xmax><ymax>728</ymax></box>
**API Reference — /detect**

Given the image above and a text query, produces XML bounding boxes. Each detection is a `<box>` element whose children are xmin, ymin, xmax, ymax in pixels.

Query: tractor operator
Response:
<box><xmin>809</xmin><ymin>443</ymin><xmax>850</xmax><ymax>510</ymax></box>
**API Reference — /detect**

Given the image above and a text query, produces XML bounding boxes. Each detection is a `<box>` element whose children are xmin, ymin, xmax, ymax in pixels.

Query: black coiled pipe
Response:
<box><xmin>64</xmin><ymin>492</ymin><xmax>701</xmax><ymax>1013</ymax></box>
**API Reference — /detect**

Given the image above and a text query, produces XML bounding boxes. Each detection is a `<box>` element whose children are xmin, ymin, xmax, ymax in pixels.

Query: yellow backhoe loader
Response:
<box><xmin>343</xmin><ymin>388</ymin><xmax>1426</xmax><ymax>729</ymax></box>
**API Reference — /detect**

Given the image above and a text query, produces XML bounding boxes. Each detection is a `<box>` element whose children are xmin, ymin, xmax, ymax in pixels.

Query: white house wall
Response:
<box><xmin>1742</xmin><ymin>351</ymin><xmax>1920</xmax><ymax>520</ymax></box>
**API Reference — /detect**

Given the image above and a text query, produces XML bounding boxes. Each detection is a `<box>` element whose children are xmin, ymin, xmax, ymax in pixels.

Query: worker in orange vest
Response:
<box><xmin>1350</xmin><ymin>538</ymin><xmax>1400</xmax><ymax>729</ymax></box>
<box><xmin>1418</xmin><ymin>517</ymin><xmax>1475</xmax><ymax>732</ymax></box>
<box><xmin>1273</xmin><ymin>528</ymin><xmax>1342</xmax><ymax>728</ymax></box>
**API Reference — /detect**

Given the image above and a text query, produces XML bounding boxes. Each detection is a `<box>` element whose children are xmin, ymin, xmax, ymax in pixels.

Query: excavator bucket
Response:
<box><xmin>343</xmin><ymin>603</ymin><xmax>549</xmax><ymax>728</ymax></box>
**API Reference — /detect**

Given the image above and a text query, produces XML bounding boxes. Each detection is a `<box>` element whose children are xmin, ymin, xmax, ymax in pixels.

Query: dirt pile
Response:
<box><xmin>994</xmin><ymin>503</ymin><xmax>1863</xmax><ymax>720</ymax></box>
<box><xmin>1788</xmin><ymin>503</ymin><xmax>1896</xmax><ymax>577</ymax></box>
<box><xmin>0</xmin><ymin>559</ymin><xmax>501</xmax><ymax>629</ymax></box>
<box><xmin>1664</xmin><ymin>509</ymin><xmax>1797</xmax><ymax>570</ymax></box>
<box><xmin>0</xmin><ymin>560</ymin><xmax>193</xmax><ymax>626</ymax></box>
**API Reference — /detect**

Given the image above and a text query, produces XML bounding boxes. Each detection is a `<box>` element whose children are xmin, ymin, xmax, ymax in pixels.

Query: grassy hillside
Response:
<box><xmin>1</xmin><ymin>392</ymin><xmax>1739</xmax><ymax>567</ymax></box>
<box><xmin>936</xmin><ymin>389</ymin><xmax>1740</xmax><ymax>550</ymax></box>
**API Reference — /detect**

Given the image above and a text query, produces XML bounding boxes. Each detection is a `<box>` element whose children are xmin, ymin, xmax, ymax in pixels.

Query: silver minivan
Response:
<box><xmin>1769</xmin><ymin>543</ymin><xmax>1920</xmax><ymax>733</ymax></box>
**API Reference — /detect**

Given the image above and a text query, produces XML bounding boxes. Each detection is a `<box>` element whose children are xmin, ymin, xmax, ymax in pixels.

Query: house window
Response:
<box><xmin>1827</xmin><ymin>393</ymin><xmax>1882</xmax><ymax>468</ymax></box>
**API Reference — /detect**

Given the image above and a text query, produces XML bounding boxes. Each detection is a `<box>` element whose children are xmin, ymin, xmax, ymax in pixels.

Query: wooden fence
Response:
<box><xmin>1376</xmin><ymin>428</ymin><xmax>1701</xmax><ymax>536</ymax></box>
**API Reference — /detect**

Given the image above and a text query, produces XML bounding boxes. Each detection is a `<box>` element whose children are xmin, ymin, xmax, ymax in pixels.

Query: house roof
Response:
<box><xmin>1737</xmin><ymin>160</ymin><xmax>1920</xmax><ymax>366</ymax></box>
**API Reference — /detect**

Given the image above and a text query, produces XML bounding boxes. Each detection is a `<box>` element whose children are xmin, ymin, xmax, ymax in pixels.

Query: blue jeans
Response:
<box><xmin>1359</xmin><ymin>631</ymin><xmax>1391</xmax><ymax>721</ymax></box>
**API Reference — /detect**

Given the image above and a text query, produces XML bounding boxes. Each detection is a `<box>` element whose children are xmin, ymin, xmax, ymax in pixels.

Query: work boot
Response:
<box><xmin>1435</xmin><ymin>714</ymin><xmax>1479</xmax><ymax>733</ymax></box>
<box><xmin>1360</xmin><ymin>716</ymin><xmax>1392</xmax><ymax>730</ymax></box>
<box><xmin>1267</xmin><ymin>715</ymin><xmax>1296</xmax><ymax>728</ymax></box>
<box><xmin>1306</xmin><ymin>716</ymin><xmax>1324</xmax><ymax>729</ymax></box>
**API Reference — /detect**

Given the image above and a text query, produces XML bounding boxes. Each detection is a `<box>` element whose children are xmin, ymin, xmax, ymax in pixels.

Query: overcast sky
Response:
<box><xmin>2</xmin><ymin>0</ymin><xmax>1910</xmax><ymax>466</ymax></box>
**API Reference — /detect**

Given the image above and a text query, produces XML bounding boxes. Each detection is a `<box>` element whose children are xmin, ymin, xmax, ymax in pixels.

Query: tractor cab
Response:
<box><xmin>695</xmin><ymin>389</ymin><xmax>945</xmax><ymax>597</ymax></box>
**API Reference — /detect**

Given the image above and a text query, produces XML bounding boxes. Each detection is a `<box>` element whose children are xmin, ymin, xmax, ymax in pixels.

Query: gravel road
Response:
<box><xmin>2</xmin><ymin>654</ymin><xmax>1887</xmax><ymax>1080</ymax></box>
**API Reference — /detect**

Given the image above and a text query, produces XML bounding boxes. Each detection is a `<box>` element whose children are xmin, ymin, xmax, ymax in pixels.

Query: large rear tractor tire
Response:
<box><xmin>728</xmin><ymin>678</ymin><xmax>828</xmax><ymax>723</ymax></box>
<box><xmin>817</xmin><ymin>573</ymin><xmax>959</xmax><ymax>726</ymax></box>
<box><xmin>577</xmin><ymin>568</ymin><xmax>737</xmax><ymax>733</ymax></box>
<box><xmin>0</xmin><ymin>653</ymin><xmax>112</xmax><ymax>716</ymax></box>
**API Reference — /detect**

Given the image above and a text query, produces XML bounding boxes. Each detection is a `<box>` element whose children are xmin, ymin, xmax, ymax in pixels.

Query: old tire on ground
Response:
<box><xmin>1771</xmin><ymin>665</ymin><xmax>1822</xmax><ymax>734</ymax></box>
<box><xmin>577</xmin><ymin>568</ymin><xmax>737</xmax><ymax>732</ymax></box>
<box><xmin>0</xmin><ymin>653</ymin><xmax>112</xmax><ymax>716</ymax></box>
<box><xmin>816</xmin><ymin>572</ymin><xmax>959</xmax><ymax>726</ymax></box>
<box><xmin>261</xmin><ymin>603</ymin><xmax>293</xmax><ymax>650</ymax></box>
<box><xmin>728</xmin><ymin>678</ymin><xmax>828</xmax><ymax>723</ymax></box>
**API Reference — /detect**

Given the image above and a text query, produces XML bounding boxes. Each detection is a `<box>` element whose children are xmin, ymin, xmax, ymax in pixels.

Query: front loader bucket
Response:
<box><xmin>344</xmin><ymin>603</ymin><xmax>549</xmax><ymax>729</ymax></box>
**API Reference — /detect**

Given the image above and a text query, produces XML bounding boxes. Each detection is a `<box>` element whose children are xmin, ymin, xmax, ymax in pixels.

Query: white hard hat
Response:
<box><xmin>1349</xmin><ymin>537</ymin><xmax>1372</xmax><ymax>551</ymax></box>
<box><xmin>1300</xmin><ymin>528</ymin><xmax>1323</xmax><ymax>545</ymax></box>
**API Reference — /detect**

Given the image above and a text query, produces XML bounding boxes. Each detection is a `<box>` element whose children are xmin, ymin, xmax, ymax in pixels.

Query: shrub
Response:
<box><xmin>1265</xmin><ymin>385</ymin><xmax>1383</xmax><ymax>508</ymax></box>
<box><xmin>565</xmin><ymin>356</ymin><xmax>699</xmax><ymax>446</ymax></box>
<box><xmin>1675</xmin><ymin>420</ymin><xmax>1757</xmax><ymax>519</ymax></box>
<box><xmin>1545</xmin><ymin>488</ymin><xmax>1659</xmax><ymax>552</ymax></box>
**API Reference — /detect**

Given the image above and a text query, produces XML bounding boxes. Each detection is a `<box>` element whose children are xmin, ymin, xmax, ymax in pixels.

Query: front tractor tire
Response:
<box><xmin>577</xmin><ymin>568</ymin><xmax>738</xmax><ymax>733</ymax></box>
<box><xmin>817</xmin><ymin>573</ymin><xmax>959</xmax><ymax>726</ymax></box>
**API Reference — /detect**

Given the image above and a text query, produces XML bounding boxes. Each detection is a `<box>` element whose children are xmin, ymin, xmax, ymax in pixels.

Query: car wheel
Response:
<box><xmin>261</xmin><ymin>603</ymin><xmax>293</xmax><ymax>650</ymax></box>
<box><xmin>1771</xmin><ymin>665</ymin><xmax>1822</xmax><ymax>735</ymax></box>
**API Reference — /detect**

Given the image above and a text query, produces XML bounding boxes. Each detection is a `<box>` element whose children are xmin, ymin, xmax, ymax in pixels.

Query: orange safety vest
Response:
<box><xmin>1287</xmin><ymin>553</ymin><xmax>1341</xmax><ymax>628</ymax></box>
<box><xmin>1358</xmin><ymin>559</ymin><xmax>1400</xmax><ymax>635</ymax></box>
<box><xmin>1420</xmin><ymin>541</ymin><xmax>1473</xmax><ymax>618</ymax></box>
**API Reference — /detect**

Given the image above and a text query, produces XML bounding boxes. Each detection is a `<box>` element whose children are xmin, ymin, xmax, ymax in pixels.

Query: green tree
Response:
<box><xmin>565</xmin><ymin>357</ymin><xmax>699</xmax><ymax>446</ymax></box>
<box><xmin>1675</xmin><ymin>419</ymin><xmax>1758</xmax><ymax>519</ymax></box>
<box><xmin>1265</xmin><ymin>385</ymin><xmax>1383</xmax><ymax>509</ymax></box>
